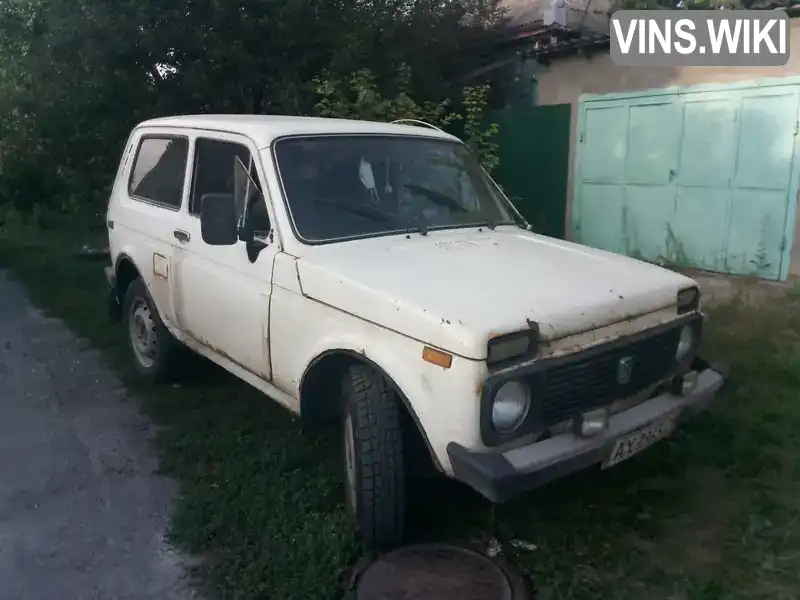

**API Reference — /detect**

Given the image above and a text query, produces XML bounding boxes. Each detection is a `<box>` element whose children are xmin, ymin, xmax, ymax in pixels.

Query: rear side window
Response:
<box><xmin>128</xmin><ymin>136</ymin><xmax>189</xmax><ymax>209</ymax></box>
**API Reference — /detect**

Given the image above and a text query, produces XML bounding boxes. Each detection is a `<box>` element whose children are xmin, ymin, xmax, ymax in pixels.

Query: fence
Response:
<box><xmin>491</xmin><ymin>103</ymin><xmax>571</xmax><ymax>239</ymax></box>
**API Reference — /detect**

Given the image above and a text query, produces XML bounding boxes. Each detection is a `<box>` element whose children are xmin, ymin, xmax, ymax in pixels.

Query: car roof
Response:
<box><xmin>135</xmin><ymin>114</ymin><xmax>461</xmax><ymax>149</ymax></box>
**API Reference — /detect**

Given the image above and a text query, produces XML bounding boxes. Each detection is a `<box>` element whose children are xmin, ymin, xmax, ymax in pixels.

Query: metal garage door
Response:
<box><xmin>572</xmin><ymin>76</ymin><xmax>800</xmax><ymax>281</ymax></box>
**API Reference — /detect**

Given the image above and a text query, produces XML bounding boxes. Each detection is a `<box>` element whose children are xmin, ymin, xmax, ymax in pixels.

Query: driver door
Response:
<box><xmin>170</xmin><ymin>133</ymin><xmax>277</xmax><ymax>380</ymax></box>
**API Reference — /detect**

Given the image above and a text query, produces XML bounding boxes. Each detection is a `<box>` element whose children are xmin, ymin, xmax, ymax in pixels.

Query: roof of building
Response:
<box><xmin>493</xmin><ymin>0</ymin><xmax>800</xmax><ymax>62</ymax></box>
<box><xmin>136</xmin><ymin>114</ymin><xmax>459</xmax><ymax>149</ymax></box>
<box><xmin>497</xmin><ymin>0</ymin><xmax>799</xmax><ymax>43</ymax></box>
<box><xmin>499</xmin><ymin>0</ymin><xmax>611</xmax><ymax>34</ymax></box>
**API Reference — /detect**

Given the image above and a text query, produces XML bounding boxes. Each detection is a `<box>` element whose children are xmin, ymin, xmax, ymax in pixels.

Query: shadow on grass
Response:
<box><xmin>2</xmin><ymin>226</ymin><xmax>800</xmax><ymax>600</ymax></box>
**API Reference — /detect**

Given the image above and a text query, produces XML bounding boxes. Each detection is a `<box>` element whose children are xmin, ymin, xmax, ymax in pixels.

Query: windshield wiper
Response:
<box><xmin>404</xmin><ymin>212</ymin><xmax>429</xmax><ymax>237</ymax></box>
<box><xmin>402</xmin><ymin>184</ymin><xmax>469</xmax><ymax>213</ymax></box>
<box><xmin>403</xmin><ymin>183</ymin><xmax>502</xmax><ymax>231</ymax></box>
<box><xmin>315</xmin><ymin>198</ymin><xmax>395</xmax><ymax>224</ymax></box>
<box><xmin>473</xmin><ymin>215</ymin><xmax>497</xmax><ymax>231</ymax></box>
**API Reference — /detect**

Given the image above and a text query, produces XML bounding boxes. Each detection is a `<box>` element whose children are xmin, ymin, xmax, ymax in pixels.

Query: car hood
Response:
<box><xmin>294</xmin><ymin>227</ymin><xmax>697</xmax><ymax>359</ymax></box>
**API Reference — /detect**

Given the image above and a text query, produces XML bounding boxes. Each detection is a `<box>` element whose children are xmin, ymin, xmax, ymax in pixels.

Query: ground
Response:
<box><xmin>0</xmin><ymin>272</ymin><xmax>197</xmax><ymax>600</ymax></box>
<box><xmin>1</xmin><ymin>219</ymin><xmax>800</xmax><ymax>600</ymax></box>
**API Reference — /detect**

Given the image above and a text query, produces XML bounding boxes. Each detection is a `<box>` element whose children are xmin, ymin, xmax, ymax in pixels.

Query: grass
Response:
<box><xmin>2</xmin><ymin>214</ymin><xmax>800</xmax><ymax>600</ymax></box>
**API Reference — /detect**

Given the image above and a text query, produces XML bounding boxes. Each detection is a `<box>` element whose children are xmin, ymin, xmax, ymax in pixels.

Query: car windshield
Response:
<box><xmin>273</xmin><ymin>135</ymin><xmax>520</xmax><ymax>243</ymax></box>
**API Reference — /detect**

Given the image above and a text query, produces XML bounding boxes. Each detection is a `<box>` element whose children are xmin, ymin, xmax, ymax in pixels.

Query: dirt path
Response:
<box><xmin>0</xmin><ymin>271</ymin><xmax>197</xmax><ymax>600</ymax></box>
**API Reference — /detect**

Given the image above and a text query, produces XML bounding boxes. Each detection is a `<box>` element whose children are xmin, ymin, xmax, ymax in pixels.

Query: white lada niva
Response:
<box><xmin>104</xmin><ymin>114</ymin><xmax>724</xmax><ymax>548</ymax></box>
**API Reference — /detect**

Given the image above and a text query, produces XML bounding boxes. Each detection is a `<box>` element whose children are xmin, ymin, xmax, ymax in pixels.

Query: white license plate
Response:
<box><xmin>602</xmin><ymin>416</ymin><xmax>678</xmax><ymax>469</ymax></box>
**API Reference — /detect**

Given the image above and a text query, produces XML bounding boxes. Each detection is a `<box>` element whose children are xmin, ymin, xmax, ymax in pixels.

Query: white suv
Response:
<box><xmin>104</xmin><ymin>114</ymin><xmax>724</xmax><ymax>548</ymax></box>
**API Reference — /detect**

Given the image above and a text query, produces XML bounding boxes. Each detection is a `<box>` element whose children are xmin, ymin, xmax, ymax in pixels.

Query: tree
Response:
<box><xmin>314</xmin><ymin>66</ymin><xmax>499</xmax><ymax>171</ymax></box>
<box><xmin>0</xmin><ymin>0</ymin><xmax>505</xmax><ymax>213</ymax></box>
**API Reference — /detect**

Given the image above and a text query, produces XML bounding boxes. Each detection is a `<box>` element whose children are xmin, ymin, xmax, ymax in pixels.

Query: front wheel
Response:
<box><xmin>342</xmin><ymin>364</ymin><xmax>407</xmax><ymax>550</ymax></box>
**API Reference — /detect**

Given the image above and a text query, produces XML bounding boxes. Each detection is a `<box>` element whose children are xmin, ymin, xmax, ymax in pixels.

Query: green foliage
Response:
<box><xmin>313</xmin><ymin>66</ymin><xmax>500</xmax><ymax>172</ymax></box>
<box><xmin>0</xmin><ymin>0</ymin><xmax>504</xmax><ymax>214</ymax></box>
<box><xmin>460</xmin><ymin>84</ymin><xmax>499</xmax><ymax>174</ymax></box>
<box><xmin>4</xmin><ymin>227</ymin><xmax>800</xmax><ymax>600</ymax></box>
<box><xmin>313</xmin><ymin>65</ymin><xmax>457</xmax><ymax>125</ymax></box>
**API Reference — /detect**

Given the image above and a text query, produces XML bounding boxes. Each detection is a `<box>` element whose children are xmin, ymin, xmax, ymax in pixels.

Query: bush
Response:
<box><xmin>313</xmin><ymin>65</ymin><xmax>499</xmax><ymax>173</ymax></box>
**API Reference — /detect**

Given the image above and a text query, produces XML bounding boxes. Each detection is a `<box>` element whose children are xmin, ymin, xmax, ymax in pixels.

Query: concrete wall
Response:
<box><xmin>536</xmin><ymin>20</ymin><xmax>800</xmax><ymax>277</ymax></box>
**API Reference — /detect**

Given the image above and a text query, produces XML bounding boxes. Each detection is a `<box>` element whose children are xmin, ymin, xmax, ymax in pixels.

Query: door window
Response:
<box><xmin>190</xmin><ymin>138</ymin><xmax>271</xmax><ymax>236</ymax></box>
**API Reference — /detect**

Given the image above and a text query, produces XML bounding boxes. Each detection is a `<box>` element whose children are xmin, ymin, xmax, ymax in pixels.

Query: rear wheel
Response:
<box><xmin>123</xmin><ymin>278</ymin><xmax>183</xmax><ymax>383</ymax></box>
<box><xmin>342</xmin><ymin>364</ymin><xmax>407</xmax><ymax>550</ymax></box>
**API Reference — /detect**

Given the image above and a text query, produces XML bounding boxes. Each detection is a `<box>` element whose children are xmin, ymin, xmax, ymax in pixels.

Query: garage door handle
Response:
<box><xmin>669</xmin><ymin>169</ymin><xmax>677</xmax><ymax>182</ymax></box>
<box><xmin>173</xmin><ymin>229</ymin><xmax>190</xmax><ymax>243</ymax></box>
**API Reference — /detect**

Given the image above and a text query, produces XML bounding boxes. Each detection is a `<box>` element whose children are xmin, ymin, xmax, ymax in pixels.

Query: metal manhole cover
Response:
<box><xmin>354</xmin><ymin>543</ymin><xmax>530</xmax><ymax>600</ymax></box>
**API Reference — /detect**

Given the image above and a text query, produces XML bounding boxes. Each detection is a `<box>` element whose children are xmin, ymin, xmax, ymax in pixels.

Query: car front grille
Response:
<box><xmin>479</xmin><ymin>315</ymin><xmax>704</xmax><ymax>447</ymax></box>
<box><xmin>527</xmin><ymin>325</ymin><xmax>682</xmax><ymax>428</ymax></box>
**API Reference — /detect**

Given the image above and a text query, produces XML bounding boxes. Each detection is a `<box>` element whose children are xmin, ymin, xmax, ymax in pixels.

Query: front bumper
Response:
<box><xmin>447</xmin><ymin>360</ymin><xmax>725</xmax><ymax>503</ymax></box>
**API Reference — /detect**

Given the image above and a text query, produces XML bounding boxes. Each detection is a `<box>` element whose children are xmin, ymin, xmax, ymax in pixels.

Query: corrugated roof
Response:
<box><xmin>498</xmin><ymin>0</ymin><xmax>799</xmax><ymax>37</ymax></box>
<box><xmin>499</xmin><ymin>0</ymin><xmax>612</xmax><ymax>33</ymax></box>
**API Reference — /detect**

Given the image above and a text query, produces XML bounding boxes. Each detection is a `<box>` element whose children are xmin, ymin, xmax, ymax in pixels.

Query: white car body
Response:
<box><xmin>105</xmin><ymin>114</ymin><xmax>724</xmax><ymax>544</ymax></box>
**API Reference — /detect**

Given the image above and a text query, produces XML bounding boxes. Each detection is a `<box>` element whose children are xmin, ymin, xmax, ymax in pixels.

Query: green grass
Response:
<box><xmin>2</xmin><ymin>215</ymin><xmax>800</xmax><ymax>600</ymax></box>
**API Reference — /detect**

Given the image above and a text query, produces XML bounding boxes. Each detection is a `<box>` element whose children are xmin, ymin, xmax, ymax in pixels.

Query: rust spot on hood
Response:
<box><xmin>487</xmin><ymin>318</ymin><xmax>541</xmax><ymax>343</ymax></box>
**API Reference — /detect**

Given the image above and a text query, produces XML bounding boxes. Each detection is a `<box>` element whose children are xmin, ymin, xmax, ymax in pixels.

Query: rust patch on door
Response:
<box><xmin>191</xmin><ymin>333</ymin><xmax>271</xmax><ymax>381</ymax></box>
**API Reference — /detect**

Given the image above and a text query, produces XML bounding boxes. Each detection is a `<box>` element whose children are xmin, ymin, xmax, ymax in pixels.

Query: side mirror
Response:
<box><xmin>200</xmin><ymin>193</ymin><xmax>238</xmax><ymax>245</ymax></box>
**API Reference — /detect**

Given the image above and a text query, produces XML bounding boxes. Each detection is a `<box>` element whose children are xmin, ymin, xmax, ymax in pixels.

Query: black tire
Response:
<box><xmin>122</xmin><ymin>277</ymin><xmax>183</xmax><ymax>383</ymax></box>
<box><xmin>342</xmin><ymin>364</ymin><xmax>407</xmax><ymax>550</ymax></box>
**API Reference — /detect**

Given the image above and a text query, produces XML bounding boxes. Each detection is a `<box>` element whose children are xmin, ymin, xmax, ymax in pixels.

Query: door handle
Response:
<box><xmin>173</xmin><ymin>229</ymin><xmax>190</xmax><ymax>243</ymax></box>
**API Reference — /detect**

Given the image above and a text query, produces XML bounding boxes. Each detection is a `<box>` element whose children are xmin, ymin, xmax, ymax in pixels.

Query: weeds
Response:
<box><xmin>1</xmin><ymin>218</ymin><xmax>799</xmax><ymax>600</ymax></box>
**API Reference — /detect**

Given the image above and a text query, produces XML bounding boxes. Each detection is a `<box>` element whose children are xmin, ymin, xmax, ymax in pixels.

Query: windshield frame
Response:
<box><xmin>270</xmin><ymin>132</ymin><xmax>524</xmax><ymax>246</ymax></box>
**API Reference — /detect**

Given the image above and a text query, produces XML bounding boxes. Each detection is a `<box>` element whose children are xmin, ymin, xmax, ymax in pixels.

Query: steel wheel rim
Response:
<box><xmin>129</xmin><ymin>297</ymin><xmax>157</xmax><ymax>368</ymax></box>
<box><xmin>344</xmin><ymin>412</ymin><xmax>357</xmax><ymax>513</ymax></box>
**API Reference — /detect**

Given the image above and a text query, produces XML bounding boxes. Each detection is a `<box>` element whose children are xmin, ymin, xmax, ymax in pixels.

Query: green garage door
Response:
<box><xmin>572</xmin><ymin>76</ymin><xmax>800</xmax><ymax>281</ymax></box>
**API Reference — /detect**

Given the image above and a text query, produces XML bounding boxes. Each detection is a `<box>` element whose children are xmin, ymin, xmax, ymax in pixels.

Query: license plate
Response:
<box><xmin>602</xmin><ymin>416</ymin><xmax>678</xmax><ymax>469</ymax></box>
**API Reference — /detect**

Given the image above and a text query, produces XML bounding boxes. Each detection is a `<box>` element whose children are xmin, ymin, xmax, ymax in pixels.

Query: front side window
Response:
<box><xmin>191</xmin><ymin>138</ymin><xmax>271</xmax><ymax>236</ymax></box>
<box><xmin>128</xmin><ymin>136</ymin><xmax>189</xmax><ymax>209</ymax></box>
<box><xmin>273</xmin><ymin>135</ymin><xmax>518</xmax><ymax>243</ymax></box>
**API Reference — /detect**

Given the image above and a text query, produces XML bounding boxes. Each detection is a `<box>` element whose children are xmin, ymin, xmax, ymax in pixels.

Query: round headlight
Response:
<box><xmin>676</xmin><ymin>325</ymin><xmax>695</xmax><ymax>361</ymax></box>
<box><xmin>491</xmin><ymin>380</ymin><xmax>531</xmax><ymax>433</ymax></box>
